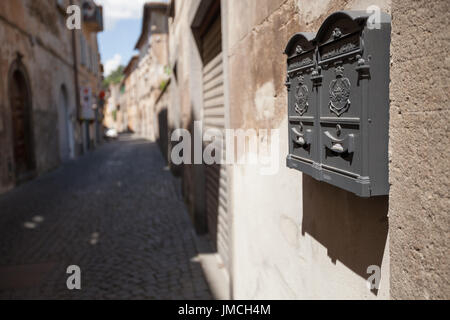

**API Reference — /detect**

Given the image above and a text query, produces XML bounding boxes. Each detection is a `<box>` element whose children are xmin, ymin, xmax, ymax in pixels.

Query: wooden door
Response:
<box><xmin>10</xmin><ymin>70</ymin><xmax>34</xmax><ymax>181</ymax></box>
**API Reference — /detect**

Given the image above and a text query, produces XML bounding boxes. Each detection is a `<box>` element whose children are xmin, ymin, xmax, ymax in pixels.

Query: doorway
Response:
<box><xmin>9</xmin><ymin>66</ymin><xmax>35</xmax><ymax>183</ymax></box>
<box><xmin>58</xmin><ymin>85</ymin><xmax>74</xmax><ymax>161</ymax></box>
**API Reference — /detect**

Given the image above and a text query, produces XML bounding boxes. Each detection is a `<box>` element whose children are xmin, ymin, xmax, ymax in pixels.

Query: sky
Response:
<box><xmin>96</xmin><ymin>0</ymin><xmax>150</xmax><ymax>76</ymax></box>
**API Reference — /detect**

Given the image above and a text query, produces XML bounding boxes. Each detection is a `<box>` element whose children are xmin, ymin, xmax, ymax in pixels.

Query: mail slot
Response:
<box><xmin>285</xmin><ymin>11</ymin><xmax>391</xmax><ymax>197</ymax></box>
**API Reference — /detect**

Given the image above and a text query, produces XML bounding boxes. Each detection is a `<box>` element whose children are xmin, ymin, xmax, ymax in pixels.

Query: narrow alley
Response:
<box><xmin>0</xmin><ymin>135</ymin><xmax>211</xmax><ymax>300</ymax></box>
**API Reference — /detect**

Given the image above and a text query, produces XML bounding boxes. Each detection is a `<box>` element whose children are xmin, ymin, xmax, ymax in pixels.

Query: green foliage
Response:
<box><xmin>159</xmin><ymin>79</ymin><xmax>169</xmax><ymax>91</ymax></box>
<box><xmin>103</xmin><ymin>65</ymin><xmax>125</xmax><ymax>88</ymax></box>
<box><xmin>164</xmin><ymin>65</ymin><xmax>172</xmax><ymax>76</ymax></box>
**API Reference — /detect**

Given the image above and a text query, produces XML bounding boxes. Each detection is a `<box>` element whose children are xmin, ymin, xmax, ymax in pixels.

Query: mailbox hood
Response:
<box><xmin>316</xmin><ymin>10</ymin><xmax>391</xmax><ymax>43</ymax></box>
<box><xmin>284</xmin><ymin>33</ymin><xmax>316</xmax><ymax>55</ymax></box>
<box><xmin>285</xmin><ymin>11</ymin><xmax>391</xmax><ymax>54</ymax></box>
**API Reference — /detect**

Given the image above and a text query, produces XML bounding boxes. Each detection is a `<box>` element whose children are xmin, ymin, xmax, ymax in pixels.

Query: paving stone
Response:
<box><xmin>0</xmin><ymin>135</ymin><xmax>212</xmax><ymax>300</ymax></box>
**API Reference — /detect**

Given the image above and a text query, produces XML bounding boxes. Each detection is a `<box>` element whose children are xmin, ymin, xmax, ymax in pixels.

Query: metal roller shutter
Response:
<box><xmin>202</xmin><ymin>15</ymin><xmax>230</xmax><ymax>272</ymax></box>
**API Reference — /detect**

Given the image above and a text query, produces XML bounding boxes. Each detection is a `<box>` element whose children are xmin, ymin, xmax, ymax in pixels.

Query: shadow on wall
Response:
<box><xmin>160</xmin><ymin>109</ymin><xmax>208</xmax><ymax>236</ymax></box>
<box><xmin>302</xmin><ymin>174</ymin><xmax>389</xmax><ymax>296</ymax></box>
<box><xmin>167</xmin><ymin>105</ymin><xmax>224</xmax><ymax>258</ymax></box>
<box><xmin>184</xmin><ymin>111</ymin><xmax>208</xmax><ymax>236</ymax></box>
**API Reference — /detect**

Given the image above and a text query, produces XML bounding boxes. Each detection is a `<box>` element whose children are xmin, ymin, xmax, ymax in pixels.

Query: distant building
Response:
<box><xmin>119</xmin><ymin>2</ymin><xmax>169</xmax><ymax>141</ymax></box>
<box><xmin>103</xmin><ymin>83</ymin><xmax>121</xmax><ymax>131</ymax></box>
<box><xmin>121</xmin><ymin>55</ymin><xmax>139</xmax><ymax>134</ymax></box>
<box><xmin>0</xmin><ymin>0</ymin><xmax>103</xmax><ymax>194</ymax></box>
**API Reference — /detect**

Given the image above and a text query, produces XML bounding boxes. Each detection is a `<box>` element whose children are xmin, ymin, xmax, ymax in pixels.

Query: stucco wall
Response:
<box><xmin>226</xmin><ymin>0</ymin><xmax>391</xmax><ymax>299</ymax></box>
<box><xmin>389</xmin><ymin>0</ymin><xmax>449</xmax><ymax>299</ymax></box>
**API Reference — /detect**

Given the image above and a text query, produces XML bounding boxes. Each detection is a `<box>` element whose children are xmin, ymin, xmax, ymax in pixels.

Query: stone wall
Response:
<box><xmin>389</xmin><ymin>0</ymin><xmax>449</xmax><ymax>299</ymax></box>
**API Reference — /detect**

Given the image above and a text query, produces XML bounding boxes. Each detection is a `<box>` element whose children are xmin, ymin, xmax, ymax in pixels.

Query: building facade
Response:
<box><xmin>154</xmin><ymin>0</ymin><xmax>448</xmax><ymax>299</ymax></box>
<box><xmin>0</xmin><ymin>0</ymin><xmax>103</xmax><ymax>194</ymax></box>
<box><xmin>121</xmin><ymin>55</ymin><xmax>138</xmax><ymax>133</ymax></box>
<box><xmin>74</xmin><ymin>0</ymin><xmax>104</xmax><ymax>152</ymax></box>
<box><xmin>103</xmin><ymin>83</ymin><xmax>121</xmax><ymax>132</ymax></box>
<box><xmin>116</xmin><ymin>2</ymin><xmax>169</xmax><ymax>141</ymax></box>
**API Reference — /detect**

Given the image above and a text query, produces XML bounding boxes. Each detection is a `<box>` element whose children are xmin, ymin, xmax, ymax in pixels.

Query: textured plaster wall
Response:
<box><xmin>226</xmin><ymin>0</ymin><xmax>392</xmax><ymax>299</ymax></box>
<box><xmin>389</xmin><ymin>0</ymin><xmax>449</xmax><ymax>299</ymax></box>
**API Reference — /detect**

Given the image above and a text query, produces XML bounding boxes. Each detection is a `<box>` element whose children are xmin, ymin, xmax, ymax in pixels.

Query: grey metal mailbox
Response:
<box><xmin>285</xmin><ymin>11</ymin><xmax>391</xmax><ymax>197</ymax></box>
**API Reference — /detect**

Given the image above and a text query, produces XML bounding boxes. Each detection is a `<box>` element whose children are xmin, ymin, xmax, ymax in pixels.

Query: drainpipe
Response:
<box><xmin>70</xmin><ymin>0</ymin><xmax>83</xmax><ymax>154</ymax></box>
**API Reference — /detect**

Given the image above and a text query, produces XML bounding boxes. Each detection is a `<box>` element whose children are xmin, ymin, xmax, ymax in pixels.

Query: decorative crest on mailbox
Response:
<box><xmin>329</xmin><ymin>66</ymin><xmax>351</xmax><ymax>116</ymax></box>
<box><xmin>294</xmin><ymin>76</ymin><xmax>309</xmax><ymax>115</ymax></box>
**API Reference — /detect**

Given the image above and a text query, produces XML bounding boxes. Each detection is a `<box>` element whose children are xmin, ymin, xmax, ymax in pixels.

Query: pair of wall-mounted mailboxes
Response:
<box><xmin>285</xmin><ymin>11</ymin><xmax>391</xmax><ymax>197</ymax></box>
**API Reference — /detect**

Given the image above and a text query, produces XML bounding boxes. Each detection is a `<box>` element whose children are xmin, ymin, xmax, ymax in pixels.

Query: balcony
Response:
<box><xmin>82</xmin><ymin>0</ymin><xmax>103</xmax><ymax>33</ymax></box>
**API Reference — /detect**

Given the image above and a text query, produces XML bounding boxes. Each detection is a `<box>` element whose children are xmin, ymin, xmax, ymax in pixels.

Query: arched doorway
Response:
<box><xmin>8</xmin><ymin>61</ymin><xmax>35</xmax><ymax>183</ymax></box>
<box><xmin>58</xmin><ymin>85</ymin><xmax>74</xmax><ymax>161</ymax></box>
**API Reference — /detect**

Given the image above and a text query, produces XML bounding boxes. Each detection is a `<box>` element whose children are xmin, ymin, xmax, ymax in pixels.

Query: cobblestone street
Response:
<box><xmin>0</xmin><ymin>135</ymin><xmax>212</xmax><ymax>300</ymax></box>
